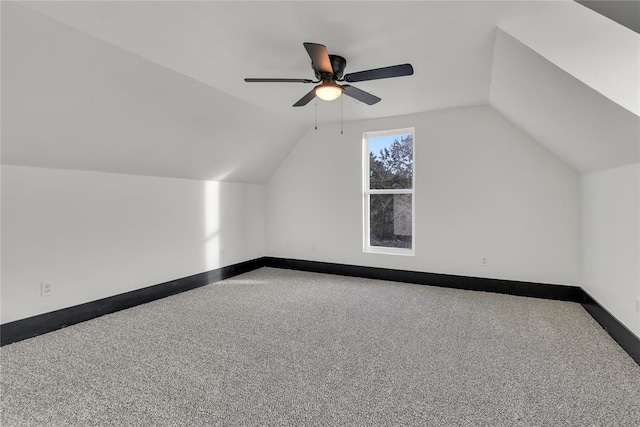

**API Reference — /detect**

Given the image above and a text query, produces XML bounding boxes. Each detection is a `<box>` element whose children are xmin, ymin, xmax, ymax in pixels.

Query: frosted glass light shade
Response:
<box><xmin>315</xmin><ymin>83</ymin><xmax>344</xmax><ymax>101</ymax></box>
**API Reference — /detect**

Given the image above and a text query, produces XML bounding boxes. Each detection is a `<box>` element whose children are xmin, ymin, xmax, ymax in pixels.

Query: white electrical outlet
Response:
<box><xmin>312</xmin><ymin>244</ymin><xmax>317</xmax><ymax>252</ymax></box>
<box><xmin>636</xmin><ymin>298</ymin><xmax>640</xmax><ymax>314</ymax></box>
<box><xmin>481</xmin><ymin>256</ymin><xmax>488</xmax><ymax>267</ymax></box>
<box><xmin>41</xmin><ymin>283</ymin><xmax>52</xmax><ymax>297</ymax></box>
<box><xmin>220</xmin><ymin>248</ymin><xmax>225</xmax><ymax>258</ymax></box>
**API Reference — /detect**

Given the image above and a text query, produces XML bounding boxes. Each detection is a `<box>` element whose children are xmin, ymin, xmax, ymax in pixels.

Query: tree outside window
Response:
<box><xmin>364</xmin><ymin>130</ymin><xmax>414</xmax><ymax>254</ymax></box>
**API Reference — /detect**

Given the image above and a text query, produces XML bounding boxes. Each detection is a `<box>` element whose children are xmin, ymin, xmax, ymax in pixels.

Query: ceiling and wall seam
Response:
<box><xmin>1</xmin><ymin>2</ymin><xmax>308</xmax><ymax>184</ymax></box>
<box><xmin>489</xmin><ymin>29</ymin><xmax>639</xmax><ymax>174</ymax></box>
<box><xmin>4</xmin><ymin>1</ymin><xmax>637</xmax><ymax>182</ymax></box>
<box><xmin>13</xmin><ymin>2</ymin><xmax>300</xmax><ymax>126</ymax></box>
<box><xmin>498</xmin><ymin>1</ymin><xmax>640</xmax><ymax>117</ymax></box>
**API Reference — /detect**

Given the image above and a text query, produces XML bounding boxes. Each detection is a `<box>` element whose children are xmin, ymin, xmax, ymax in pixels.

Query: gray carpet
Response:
<box><xmin>1</xmin><ymin>267</ymin><xmax>639</xmax><ymax>426</ymax></box>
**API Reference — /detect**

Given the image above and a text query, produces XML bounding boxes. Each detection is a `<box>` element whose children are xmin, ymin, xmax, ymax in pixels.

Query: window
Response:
<box><xmin>363</xmin><ymin>128</ymin><xmax>415</xmax><ymax>255</ymax></box>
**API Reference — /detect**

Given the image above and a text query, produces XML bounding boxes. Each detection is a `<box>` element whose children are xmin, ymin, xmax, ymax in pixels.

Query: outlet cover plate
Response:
<box><xmin>41</xmin><ymin>283</ymin><xmax>52</xmax><ymax>297</ymax></box>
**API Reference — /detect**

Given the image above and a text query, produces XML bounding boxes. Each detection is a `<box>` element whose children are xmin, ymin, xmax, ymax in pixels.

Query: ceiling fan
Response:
<box><xmin>244</xmin><ymin>42</ymin><xmax>414</xmax><ymax>107</ymax></box>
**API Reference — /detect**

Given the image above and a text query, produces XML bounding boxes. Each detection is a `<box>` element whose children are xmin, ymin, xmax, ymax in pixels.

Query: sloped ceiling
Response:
<box><xmin>492</xmin><ymin>1</ymin><xmax>639</xmax><ymax>173</ymax></box>
<box><xmin>499</xmin><ymin>2</ymin><xmax>639</xmax><ymax>116</ymax></box>
<box><xmin>1</xmin><ymin>1</ymin><xmax>637</xmax><ymax>182</ymax></box>
<box><xmin>577</xmin><ymin>0</ymin><xmax>640</xmax><ymax>33</ymax></box>
<box><xmin>1</xmin><ymin>2</ymin><xmax>308</xmax><ymax>183</ymax></box>
<box><xmin>490</xmin><ymin>30</ymin><xmax>638</xmax><ymax>173</ymax></box>
<box><xmin>13</xmin><ymin>0</ymin><xmax>570</xmax><ymax>124</ymax></box>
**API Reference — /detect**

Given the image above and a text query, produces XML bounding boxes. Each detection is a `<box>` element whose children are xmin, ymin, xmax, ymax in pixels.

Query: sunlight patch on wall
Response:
<box><xmin>205</xmin><ymin>180</ymin><xmax>221</xmax><ymax>271</ymax></box>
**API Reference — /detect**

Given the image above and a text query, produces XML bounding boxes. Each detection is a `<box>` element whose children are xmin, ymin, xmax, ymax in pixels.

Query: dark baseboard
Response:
<box><xmin>264</xmin><ymin>257</ymin><xmax>582</xmax><ymax>301</ymax></box>
<box><xmin>4</xmin><ymin>256</ymin><xmax>638</xmax><ymax>366</ymax></box>
<box><xmin>0</xmin><ymin>257</ymin><xmax>266</xmax><ymax>347</ymax></box>
<box><xmin>580</xmin><ymin>291</ymin><xmax>640</xmax><ymax>365</ymax></box>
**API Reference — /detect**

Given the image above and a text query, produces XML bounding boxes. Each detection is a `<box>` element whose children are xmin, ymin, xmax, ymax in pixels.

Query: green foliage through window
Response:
<box><xmin>369</xmin><ymin>193</ymin><xmax>412</xmax><ymax>248</ymax></box>
<box><xmin>365</xmin><ymin>132</ymin><xmax>414</xmax><ymax>252</ymax></box>
<box><xmin>369</xmin><ymin>134</ymin><xmax>413</xmax><ymax>190</ymax></box>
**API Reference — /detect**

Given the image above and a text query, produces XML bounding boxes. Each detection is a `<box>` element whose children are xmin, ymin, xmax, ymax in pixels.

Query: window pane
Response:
<box><xmin>369</xmin><ymin>193</ymin><xmax>412</xmax><ymax>249</ymax></box>
<box><xmin>369</xmin><ymin>134</ymin><xmax>413</xmax><ymax>190</ymax></box>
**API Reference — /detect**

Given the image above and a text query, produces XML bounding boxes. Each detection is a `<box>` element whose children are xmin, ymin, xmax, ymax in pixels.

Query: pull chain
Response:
<box><xmin>314</xmin><ymin>99</ymin><xmax>318</xmax><ymax>130</ymax></box>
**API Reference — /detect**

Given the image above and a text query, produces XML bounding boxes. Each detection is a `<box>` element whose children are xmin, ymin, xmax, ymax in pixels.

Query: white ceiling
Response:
<box><xmin>2</xmin><ymin>2</ymin><xmax>309</xmax><ymax>183</ymax></box>
<box><xmin>577</xmin><ymin>0</ymin><xmax>640</xmax><ymax>33</ymax></box>
<box><xmin>499</xmin><ymin>2</ymin><xmax>639</xmax><ymax>116</ymax></box>
<box><xmin>491</xmin><ymin>30</ymin><xmax>639</xmax><ymax>173</ymax></box>
<box><xmin>2</xmin><ymin>1</ymin><xmax>637</xmax><ymax>182</ymax></box>
<box><xmin>14</xmin><ymin>1</ymin><xmax>572</xmax><ymax>124</ymax></box>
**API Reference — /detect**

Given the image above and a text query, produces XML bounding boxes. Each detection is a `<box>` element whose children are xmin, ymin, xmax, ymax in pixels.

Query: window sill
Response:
<box><xmin>364</xmin><ymin>246</ymin><xmax>415</xmax><ymax>256</ymax></box>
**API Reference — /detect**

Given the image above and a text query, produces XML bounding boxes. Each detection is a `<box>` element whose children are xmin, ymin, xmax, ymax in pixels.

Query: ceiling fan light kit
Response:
<box><xmin>244</xmin><ymin>42</ymin><xmax>414</xmax><ymax>107</ymax></box>
<box><xmin>315</xmin><ymin>81</ymin><xmax>344</xmax><ymax>101</ymax></box>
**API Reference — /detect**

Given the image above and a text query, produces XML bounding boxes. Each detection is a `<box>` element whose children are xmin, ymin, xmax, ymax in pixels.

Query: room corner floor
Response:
<box><xmin>2</xmin><ymin>267</ymin><xmax>639</xmax><ymax>426</ymax></box>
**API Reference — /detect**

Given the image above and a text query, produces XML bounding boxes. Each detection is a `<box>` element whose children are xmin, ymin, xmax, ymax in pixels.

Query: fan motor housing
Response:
<box><xmin>313</xmin><ymin>54</ymin><xmax>347</xmax><ymax>80</ymax></box>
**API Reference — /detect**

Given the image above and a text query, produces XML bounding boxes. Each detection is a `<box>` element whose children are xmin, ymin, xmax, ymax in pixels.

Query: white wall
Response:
<box><xmin>582</xmin><ymin>163</ymin><xmax>640</xmax><ymax>337</ymax></box>
<box><xmin>1</xmin><ymin>165</ymin><xmax>265</xmax><ymax>324</ymax></box>
<box><xmin>266</xmin><ymin>106</ymin><xmax>581</xmax><ymax>286</ymax></box>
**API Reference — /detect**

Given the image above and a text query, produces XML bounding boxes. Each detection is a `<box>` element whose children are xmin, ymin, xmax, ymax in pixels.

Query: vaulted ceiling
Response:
<box><xmin>2</xmin><ymin>1</ymin><xmax>638</xmax><ymax>183</ymax></box>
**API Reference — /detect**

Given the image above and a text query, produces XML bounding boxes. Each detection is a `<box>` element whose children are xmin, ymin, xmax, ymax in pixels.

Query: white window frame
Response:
<box><xmin>363</xmin><ymin>127</ymin><xmax>415</xmax><ymax>256</ymax></box>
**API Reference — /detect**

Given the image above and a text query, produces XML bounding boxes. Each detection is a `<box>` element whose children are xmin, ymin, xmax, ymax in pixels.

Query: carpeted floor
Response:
<box><xmin>1</xmin><ymin>267</ymin><xmax>639</xmax><ymax>426</ymax></box>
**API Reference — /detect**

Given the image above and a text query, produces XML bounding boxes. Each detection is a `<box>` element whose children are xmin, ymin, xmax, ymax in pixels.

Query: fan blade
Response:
<box><xmin>245</xmin><ymin>78</ymin><xmax>314</xmax><ymax>83</ymax></box>
<box><xmin>293</xmin><ymin>89</ymin><xmax>317</xmax><ymax>107</ymax></box>
<box><xmin>344</xmin><ymin>64</ymin><xmax>413</xmax><ymax>83</ymax></box>
<box><xmin>303</xmin><ymin>42</ymin><xmax>333</xmax><ymax>74</ymax></box>
<box><xmin>343</xmin><ymin>85</ymin><xmax>381</xmax><ymax>105</ymax></box>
